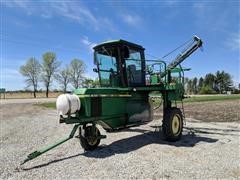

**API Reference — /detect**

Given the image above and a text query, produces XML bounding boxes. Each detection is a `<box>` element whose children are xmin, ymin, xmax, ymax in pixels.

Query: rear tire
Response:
<box><xmin>162</xmin><ymin>107</ymin><xmax>183</xmax><ymax>142</ymax></box>
<box><xmin>79</xmin><ymin>125</ymin><xmax>101</xmax><ymax>151</ymax></box>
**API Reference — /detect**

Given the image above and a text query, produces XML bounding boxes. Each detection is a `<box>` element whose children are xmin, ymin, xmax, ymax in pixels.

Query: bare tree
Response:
<box><xmin>69</xmin><ymin>59</ymin><xmax>86</xmax><ymax>88</ymax></box>
<box><xmin>42</xmin><ymin>52</ymin><xmax>60</xmax><ymax>97</ymax></box>
<box><xmin>19</xmin><ymin>57</ymin><xmax>41</xmax><ymax>98</ymax></box>
<box><xmin>55</xmin><ymin>67</ymin><xmax>71</xmax><ymax>93</ymax></box>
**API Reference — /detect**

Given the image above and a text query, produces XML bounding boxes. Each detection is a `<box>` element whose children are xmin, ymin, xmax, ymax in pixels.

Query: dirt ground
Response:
<box><xmin>155</xmin><ymin>100</ymin><xmax>240</xmax><ymax>122</ymax></box>
<box><xmin>1</xmin><ymin>92</ymin><xmax>61</xmax><ymax>99</ymax></box>
<box><xmin>0</xmin><ymin>99</ymin><xmax>239</xmax><ymax>179</ymax></box>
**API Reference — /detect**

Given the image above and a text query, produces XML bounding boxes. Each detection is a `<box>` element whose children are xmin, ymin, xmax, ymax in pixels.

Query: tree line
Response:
<box><xmin>19</xmin><ymin>51</ymin><xmax>94</xmax><ymax>98</ymax></box>
<box><xmin>184</xmin><ymin>70</ymin><xmax>236</xmax><ymax>94</ymax></box>
<box><xmin>20</xmin><ymin>52</ymin><xmax>238</xmax><ymax>98</ymax></box>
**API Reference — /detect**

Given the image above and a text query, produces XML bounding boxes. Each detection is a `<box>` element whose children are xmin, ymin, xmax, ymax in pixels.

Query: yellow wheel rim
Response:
<box><xmin>172</xmin><ymin>114</ymin><xmax>181</xmax><ymax>135</ymax></box>
<box><xmin>87</xmin><ymin>137</ymin><xmax>98</xmax><ymax>146</ymax></box>
<box><xmin>87</xmin><ymin>128</ymin><xmax>98</xmax><ymax>146</ymax></box>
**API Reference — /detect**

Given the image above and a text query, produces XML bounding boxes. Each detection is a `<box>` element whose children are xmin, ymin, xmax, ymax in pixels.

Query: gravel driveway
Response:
<box><xmin>0</xmin><ymin>100</ymin><xmax>239</xmax><ymax>179</ymax></box>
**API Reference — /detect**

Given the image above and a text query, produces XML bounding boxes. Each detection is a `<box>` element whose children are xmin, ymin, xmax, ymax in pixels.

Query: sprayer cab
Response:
<box><xmin>93</xmin><ymin>40</ymin><xmax>146</xmax><ymax>88</ymax></box>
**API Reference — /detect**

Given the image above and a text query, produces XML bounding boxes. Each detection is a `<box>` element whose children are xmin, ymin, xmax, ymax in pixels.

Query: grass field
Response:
<box><xmin>39</xmin><ymin>102</ymin><xmax>57</xmax><ymax>109</ymax></box>
<box><xmin>183</xmin><ymin>94</ymin><xmax>240</xmax><ymax>102</ymax></box>
<box><xmin>37</xmin><ymin>94</ymin><xmax>240</xmax><ymax>109</ymax></box>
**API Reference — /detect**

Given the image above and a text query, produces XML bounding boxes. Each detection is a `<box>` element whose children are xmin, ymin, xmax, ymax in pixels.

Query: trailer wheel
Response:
<box><xmin>79</xmin><ymin>126</ymin><xmax>101</xmax><ymax>151</ymax></box>
<box><xmin>162</xmin><ymin>107</ymin><xmax>183</xmax><ymax>142</ymax></box>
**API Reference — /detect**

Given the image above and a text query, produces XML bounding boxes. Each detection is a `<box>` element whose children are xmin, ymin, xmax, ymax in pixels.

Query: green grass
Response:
<box><xmin>151</xmin><ymin>94</ymin><xmax>240</xmax><ymax>106</ymax></box>
<box><xmin>37</xmin><ymin>102</ymin><xmax>56</xmax><ymax>109</ymax></box>
<box><xmin>38</xmin><ymin>94</ymin><xmax>240</xmax><ymax>109</ymax></box>
<box><xmin>182</xmin><ymin>94</ymin><xmax>240</xmax><ymax>103</ymax></box>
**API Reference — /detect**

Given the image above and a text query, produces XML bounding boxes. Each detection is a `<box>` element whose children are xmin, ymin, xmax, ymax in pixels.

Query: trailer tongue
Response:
<box><xmin>21</xmin><ymin>35</ymin><xmax>203</xmax><ymax>165</ymax></box>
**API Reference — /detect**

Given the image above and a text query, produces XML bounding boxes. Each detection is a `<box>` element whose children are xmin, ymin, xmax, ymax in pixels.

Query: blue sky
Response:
<box><xmin>1</xmin><ymin>0</ymin><xmax>239</xmax><ymax>90</ymax></box>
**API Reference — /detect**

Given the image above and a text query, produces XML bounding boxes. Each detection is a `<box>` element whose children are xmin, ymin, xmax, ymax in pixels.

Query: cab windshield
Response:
<box><xmin>94</xmin><ymin>47</ymin><xmax>120</xmax><ymax>87</ymax></box>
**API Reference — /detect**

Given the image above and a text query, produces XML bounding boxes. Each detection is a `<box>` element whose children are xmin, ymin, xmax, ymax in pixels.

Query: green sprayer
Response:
<box><xmin>21</xmin><ymin>35</ymin><xmax>203</xmax><ymax>165</ymax></box>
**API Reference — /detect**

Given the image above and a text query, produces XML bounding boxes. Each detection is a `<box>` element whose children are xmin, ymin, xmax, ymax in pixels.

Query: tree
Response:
<box><xmin>215</xmin><ymin>70</ymin><xmax>233</xmax><ymax>93</ymax></box>
<box><xmin>19</xmin><ymin>57</ymin><xmax>41</xmax><ymax>98</ymax></box>
<box><xmin>55</xmin><ymin>67</ymin><xmax>71</xmax><ymax>93</ymax></box>
<box><xmin>199</xmin><ymin>85</ymin><xmax>215</xmax><ymax>94</ymax></box>
<box><xmin>187</xmin><ymin>79</ymin><xmax>193</xmax><ymax>94</ymax></box>
<box><xmin>92</xmin><ymin>78</ymin><xmax>100</xmax><ymax>87</ymax></box>
<box><xmin>184</xmin><ymin>77</ymin><xmax>189</xmax><ymax>92</ymax></box>
<box><xmin>42</xmin><ymin>52</ymin><xmax>60</xmax><ymax>97</ymax></box>
<box><xmin>198</xmin><ymin>77</ymin><xmax>204</xmax><ymax>93</ymax></box>
<box><xmin>82</xmin><ymin>78</ymin><xmax>99</xmax><ymax>88</ymax></box>
<box><xmin>215</xmin><ymin>70</ymin><xmax>222</xmax><ymax>93</ymax></box>
<box><xmin>83</xmin><ymin>78</ymin><xmax>94</xmax><ymax>88</ymax></box>
<box><xmin>204</xmin><ymin>73</ymin><xmax>215</xmax><ymax>89</ymax></box>
<box><xmin>222</xmin><ymin>72</ymin><xmax>233</xmax><ymax>92</ymax></box>
<box><xmin>192</xmin><ymin>77</ymin><xmax>198</xmax><ymax>94</ymax></box>
<box><xmin>69</xmin><ymin>59</ymin><xmax>86</xmax><ymax>88</ymax></box>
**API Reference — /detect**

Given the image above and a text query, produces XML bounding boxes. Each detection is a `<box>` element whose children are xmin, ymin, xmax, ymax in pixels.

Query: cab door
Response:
<box><xmin>125</xmin><ymin>48</ymin><xmax>145</xmax><ymax>87</ymax></box>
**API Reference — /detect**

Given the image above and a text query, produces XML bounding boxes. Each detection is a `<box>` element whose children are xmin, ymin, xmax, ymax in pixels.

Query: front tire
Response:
<box><xmin>79</xmin><ymin>125</ymin><xmax>101</xmax><ymax>151</ymax></box>
<box><xmin>162</xmin><ymin>107</ymin><xmax>183</xmax><ymax>142</ymax></box>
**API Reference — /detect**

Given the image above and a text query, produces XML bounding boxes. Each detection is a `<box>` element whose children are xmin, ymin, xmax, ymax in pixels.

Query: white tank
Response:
<box><xmin>56</xmin><ymin>94</ymin><xmax>81</xmax><ymax>115</ymax></box>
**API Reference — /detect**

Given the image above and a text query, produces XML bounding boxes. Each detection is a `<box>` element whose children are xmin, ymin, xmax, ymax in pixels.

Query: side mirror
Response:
<box><xmin>93</xmin><ymin>68</ymin><xmax>98</xmax><ymax>73</ymax></box>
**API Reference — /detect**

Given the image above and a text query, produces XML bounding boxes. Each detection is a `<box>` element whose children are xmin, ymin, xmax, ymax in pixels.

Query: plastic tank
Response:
<box><xmin>56</xmin><ymin>94</ymin><xmax>81</xmax><ymax>115</ymax></box>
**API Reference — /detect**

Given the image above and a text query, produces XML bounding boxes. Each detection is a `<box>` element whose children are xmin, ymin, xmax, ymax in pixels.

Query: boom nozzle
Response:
<box><xmin>194</xmin><ymin>35</ymin><xmax>203</xmax><ymax>47</ymax></box>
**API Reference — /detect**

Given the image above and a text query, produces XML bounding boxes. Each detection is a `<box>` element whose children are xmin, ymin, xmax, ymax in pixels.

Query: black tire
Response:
<box><xmin>162</xmin><ymin>107</ymin><xmax>183</xmax><ymax>142</ymax></box>
<box><xmin>79</xmin><ymin>126</ymin><xmax>101</xmax><ymax>151</ymax></box>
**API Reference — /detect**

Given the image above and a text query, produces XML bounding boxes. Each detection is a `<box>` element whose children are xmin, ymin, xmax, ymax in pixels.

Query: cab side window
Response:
<box><xmin>125</xmin><ymin>49</ymin><xmax>144</xmax><ymax>86</ymax></box>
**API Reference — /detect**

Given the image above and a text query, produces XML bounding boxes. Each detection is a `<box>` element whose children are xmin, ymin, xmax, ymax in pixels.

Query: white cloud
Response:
<box><xmin>3</xmin><ymin>1</ymin><xmax>114</xmax><ymax>31</ymax></box>
<box><xmin>3</xmin><ymin>0</ymin><xmax>33</xmax><ymax>15</ymax></box>
<box><xmin>121</xmin><ymin>13</ymin><xmax>142</xmax><ymax>26</ymax></box>
<box><xmin>226</xmin><ymin>33</ymin><xmax>240</xmax><ymax>51</ymax></box>
<box><xmin>81</xmin><ymin>36</ymin><xmax>97</xmax><ymax>52</ymax></box>
<box><xmin>49</xmin><ymin>2</ymin><xmax>99</xmax><ymax>29</ymax></box>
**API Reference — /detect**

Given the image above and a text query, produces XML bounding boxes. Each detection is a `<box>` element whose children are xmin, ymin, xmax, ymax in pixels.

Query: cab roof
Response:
<box><xmin>93</xmin><ymin>39</ymin><xmax>145</xmax><ymax>50</ymax></box>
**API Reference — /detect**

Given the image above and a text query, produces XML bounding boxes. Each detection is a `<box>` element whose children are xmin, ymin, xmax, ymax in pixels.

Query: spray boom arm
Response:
<box><xmin>161</xmin><ymin>35</ymin><xmax>203</xmax><ymax>78</ymax></box>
